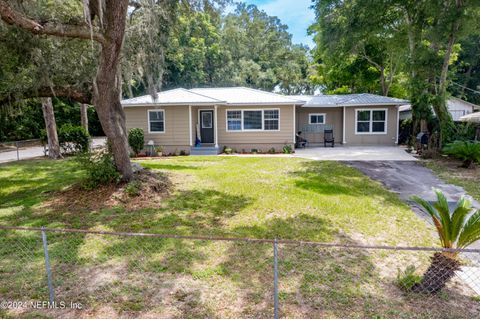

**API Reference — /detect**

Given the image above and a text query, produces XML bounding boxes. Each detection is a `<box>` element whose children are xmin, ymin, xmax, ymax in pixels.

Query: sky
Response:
<box><xmin>231</xmin><ymin>0</ymin><xmax>316</xmax><ymax>48</ymax></box>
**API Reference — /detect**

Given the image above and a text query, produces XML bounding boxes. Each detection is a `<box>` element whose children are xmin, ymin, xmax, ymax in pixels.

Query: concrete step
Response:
<box><xmin>190</xmin><ymin>146</ymin><xmax>220</xmax><ymax>156</ymax></box>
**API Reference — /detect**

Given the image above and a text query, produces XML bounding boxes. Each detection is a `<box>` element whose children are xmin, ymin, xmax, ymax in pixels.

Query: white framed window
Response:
<box><xmin>309</xmin><ymin>113</ymin><xmax>326</xmax><ymax>125</ymax></box>
<box><xmin>226</xmin><ymin>109</ymin><xmax>280</xmax><ymax>132</ymax></box>
<box><xmin>355</xmin><ymin>109</ymin><xmax>387</xmax><ymax>134</ymax></box>
<box><xmin>148</xmin><ymin>110</ymin><xmax>165</xmax><ymax>133</ymax></box>
<box><xmin>227</xmin><ymin>110</ymin><xmax>242</xmax><ymax>131</ymax></box>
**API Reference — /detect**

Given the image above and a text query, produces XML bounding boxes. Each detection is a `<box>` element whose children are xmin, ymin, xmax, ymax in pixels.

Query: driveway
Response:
<box><xmin>294</xmin><ymin>146</ymin><xmax>417</xmax><ymax>161</ymax></box>
<box><xmin>346</xmin><ymin>160</ymin><xmax>480</xmax><ymax>250</ymax></box>
<box><xmin>0</xmin><ymin>137</ymin><xmax>106</xmax><ymax>163</ymax></box>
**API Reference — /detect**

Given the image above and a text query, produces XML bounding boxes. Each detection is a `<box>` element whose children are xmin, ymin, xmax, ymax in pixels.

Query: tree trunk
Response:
<box><xmin>93</xmin><ymin>0</ymin><xmax>133</xmax><ymax>181</ymax></box>
<box><xmin>80</xmin><ymin>103</ymin><xmax>89</xmax><ymax>132</ymax></box>
<box><xmin>41</xmin><ymin>97</ymin><xmax>62</xmax><ymax>159</ymax></box>
<box><xmin>412</xmin><ymin>252</ymin><xmax>461</xmax><ymax>294</ymax></box>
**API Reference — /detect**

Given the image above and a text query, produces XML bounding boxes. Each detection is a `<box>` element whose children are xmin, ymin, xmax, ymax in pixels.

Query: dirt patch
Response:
<box><xmin>426</xmin><ymin>156</ymin><xmax>480</xmax><ymax>181</ymax></box>
<box><xmin>45</xmin><ymin>169</ymin><xmax>172</xmax><ymax>212</ymax></box>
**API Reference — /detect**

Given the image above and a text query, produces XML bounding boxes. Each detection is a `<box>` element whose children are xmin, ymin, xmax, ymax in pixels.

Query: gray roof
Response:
<box><xmin>122</xmin><ymin>87</ymin><xmax>303</xmax><ymax>106</ymax></box>
<box><xmin>122</xmin><ymin>88</ymin><xmax>224</xmax><ymax>106</ymax></box>
<box><xmin>305</xmin><ymin>94</ymin><xmax>409</xmax><ymax>107</ymax></box>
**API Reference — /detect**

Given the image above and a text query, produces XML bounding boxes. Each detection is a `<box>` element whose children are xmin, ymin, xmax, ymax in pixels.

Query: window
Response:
<box><xmin>227</xmin><ymin>110</ymin><xmax>241</xmax><ymax>131</ymax></box>
<box><xmin>244</xmin><ymin>110</ymin><xmax>263</xmax><ymax>130</ymax></box>
<box><xmin>264</xmin><ymin>110</ymin><xmax>279</xmax><ymax>130</ymax></box>
<box><xmin>201</xmin><ymin>111</ymin><xmax>212</xmax><ymax>128</ymax></box>
<box><xmin>355</xmin><ymin>109</ymin><xmax>387</xmax><ymax>134</ymax></box>
<box><xmin>226</xmin><ymin>109</ymin><xmax>280</xmax><ymax>131</ymax></box>
<box><xmin>148</xmin><ymin>110</ymin><xmax>165</xmax><ymax>133</ymax></box>
<box><xmin>309</xmin><ymin>113</ymin><xmax>326</xmax><ymax>125</ymax></box>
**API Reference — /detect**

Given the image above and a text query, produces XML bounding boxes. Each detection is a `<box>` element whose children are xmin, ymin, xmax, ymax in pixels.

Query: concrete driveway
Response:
<box><xmin>294</xmin><ymin>146</ymin><xmax>417</xmax><ymax>161</ymax></box>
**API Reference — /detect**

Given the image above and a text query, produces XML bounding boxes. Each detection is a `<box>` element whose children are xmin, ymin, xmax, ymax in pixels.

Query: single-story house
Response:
<box><xmin>121</xmin><ymin>87</ymin><xmax>408</xmax><ymax>154</ymax></box>
<box><xmin>399</xmin><ymin>97</ymin><xmax>480</xmax><ymax>121</ymax></box>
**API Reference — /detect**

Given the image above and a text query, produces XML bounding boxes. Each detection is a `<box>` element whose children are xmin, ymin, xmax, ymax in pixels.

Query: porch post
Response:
<box><xmin>188</xmin><ymin>105</ymin><xmax>192</xmax><ymax>146</ymax></box>
<box><xmin>342</xmin><ymin>106</ymin><xmax>347</xmax><ymax>144</ymax></box>
<box><xmin>214</xmin><ymin>105</ymin><xmax>219</xmax><ymax>148</ymax></box>
<box><xmin>292</xmin><ymin>105</ymin><xmax>296</xmax><ymax>147</ymax></box>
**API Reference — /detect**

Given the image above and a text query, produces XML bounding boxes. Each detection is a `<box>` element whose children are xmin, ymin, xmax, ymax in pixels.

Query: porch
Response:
<box><xmin>294</xmin><ymin>145</ymin><xmax>416</xmax><ymax>161</ymax></box>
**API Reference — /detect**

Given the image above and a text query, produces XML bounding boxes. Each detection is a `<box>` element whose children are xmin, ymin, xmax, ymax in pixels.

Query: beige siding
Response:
<box><xmin>344</xmin><ymin>105</ymin><xmax>398</xmax><ymax>145</ymax></box>
<box><xmin>295</xmin><ymin>107</ymin><xmax>343</xmax><ymax>144</ymax></box>
<box><xmin>216</xmin><ymin>105</ymin><xmax>295</xmax><ymax>150</ymax></box>
<box><xmin>124</xmin><ymin>105</ymin><xmax>190</xmax><ymax>147</ymax></box>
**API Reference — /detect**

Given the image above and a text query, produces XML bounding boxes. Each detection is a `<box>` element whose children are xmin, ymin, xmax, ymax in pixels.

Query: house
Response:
<box><xmin>121</xmin><ymin>87</ymin><xmax>408</xmax><ymax>154</ymax></box>
<box><xmin>399</xmin><ymin>97</ymin><xmax>480</xmax><ymax>121</ymax></box>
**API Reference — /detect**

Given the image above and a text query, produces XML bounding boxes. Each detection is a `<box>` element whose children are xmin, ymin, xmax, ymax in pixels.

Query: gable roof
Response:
<box><xmin>305</xmin><ymin>93</ymin><xmax>408</xmax><ymax>107</ymax></box>
<box><xmin>189</xmin><ymin>87</ymin><xmax>303</xmax><ymax>105</ymax></box>
<box><xmin>122</xmin><ymin>87</ymin><xmax>303</xmax><ymax>106</ymax></box>
<box><xmin>122</xmin><ymin>88</ymin><xmax>225</xmax><ymax>106</ymax></box>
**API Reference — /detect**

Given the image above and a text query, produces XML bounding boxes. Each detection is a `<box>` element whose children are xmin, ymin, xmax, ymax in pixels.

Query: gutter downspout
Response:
<box><xmin>342</xmin><ymin>106</ymin><xmax>346</xmax><ymax>144</ymax></box>
<box><xmin>395</xmin><ymin>105</ymin><xmax>400</xmax><ymax>144</ymax></box>
<box><xmin>214</xmin><ymin>105</ymin><xmax>219</xmax><ymax>149</ymax></box>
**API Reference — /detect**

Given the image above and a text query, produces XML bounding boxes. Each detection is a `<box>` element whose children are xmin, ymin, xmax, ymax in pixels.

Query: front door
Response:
<box><xmin>200</xmin><ymin>110</ymin><xmax>214</xmax><ymax>144</ymax></box>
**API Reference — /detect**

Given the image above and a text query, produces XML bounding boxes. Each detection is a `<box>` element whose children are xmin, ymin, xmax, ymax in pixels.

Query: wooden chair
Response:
<box><xmin>324</xmin><ymin>129</ymin><xmax>334</xmax><ymax>147</ymax></box>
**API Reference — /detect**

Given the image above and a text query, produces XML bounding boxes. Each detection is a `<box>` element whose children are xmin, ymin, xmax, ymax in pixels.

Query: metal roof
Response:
<box><xmin>305</xmin><ymin>93</ymin><xmax>409</xmax><ymax>107</ymax></box>
<box><xmin>121</xmin><ymin>88</ymin><xmax>225</xmax><ymax>106</ymax></box>
<box><xmin>122</xmin><ymin>87</ymin><xmax>303</xmax><ymax>106</ymax></box>
<box><xmin>287</xmin><ymin>95</ymin><xmax>314</xmax><ymax>103</ymax></box>
<box><xmin>189</xmin><ymin>87</ymin><xmax>303</xmax><ymax>105</ymax></box>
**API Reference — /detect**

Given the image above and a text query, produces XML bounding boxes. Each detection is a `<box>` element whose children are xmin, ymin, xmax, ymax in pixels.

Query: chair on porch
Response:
<box><xmin>324</xmin><ymin>129</ymin><xmax>334</xmax><ymax>147</ymax></box>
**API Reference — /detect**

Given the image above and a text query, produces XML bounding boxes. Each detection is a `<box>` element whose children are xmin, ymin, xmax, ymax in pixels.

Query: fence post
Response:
<box><xmin>41</xmin><ymin>227</ymin><xmax>55</xmax><ymax>303</ymax></box>
<box><xmin>16</xmin><ymin>141</ymin><xmax>19</xmax><ymax>161</ymax></box>
<box><xmin>273</xmin><ymin>238</ymin><xmax>279</xmax><ymax>319</ymax></box>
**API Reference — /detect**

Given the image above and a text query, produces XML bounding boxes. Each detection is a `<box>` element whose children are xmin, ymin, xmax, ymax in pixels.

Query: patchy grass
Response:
<box><xmin>0</xmin><ymin>157</ymin><xmax>477</xmax><ymax>318</ymax></box>
<box><xmin>423</xmin><ymin>157</ymin><xmax>480</xmax><ymax>202</ymax></box>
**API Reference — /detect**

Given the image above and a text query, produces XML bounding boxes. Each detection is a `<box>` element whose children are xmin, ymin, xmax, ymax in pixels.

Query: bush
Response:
<box><xmin>268</xmin><ymin>147</ymin><xmax>276</xmax><ymax>154</ymax></box>
<box><xmin>76</xmin><ymin>150</ymin><xmax>120</xmax><ymax>190</ymax></box>
<box><xmin>396</xmin><ymin>265</ymin><xmax>421</xmax><ymax>291</ymax></box>
<box><xmin>282</xmin><ymin>144</ymin><xmax>293</xmax><ymax>154</ymax></box>
<box><xmin>223</xmin><ymin>146</ymin><xmax>233</xmax><ymax>154</ymax></box>
<box><xmin>128</xmin><ymin>128</ymin><xmax>145</xmax><ymax>156</ymax></box>
<box><xmin>443</xmin><ymin>140</ymin><xmax>480</xmax><ymax>168</ymax></box>
<box><xmin>58</xmin><ymin>124</ymin><xmax>90</xmax><ymax>154</ymax></box>
<box><xmin>125</xmin><ymin>180</ymin><xmax>142</xmax><ymax>197</ymax></box>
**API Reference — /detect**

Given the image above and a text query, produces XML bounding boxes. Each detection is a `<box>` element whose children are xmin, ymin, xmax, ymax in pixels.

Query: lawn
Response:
<box><xmin>424</xmin><ymin>157</ymin><xmax>480</xmax><ymax>202</ymax></box>
<box><xmin>0</xmin><ymin>157</ymin><xmax>477</xmax><ymax>318</ymax></box>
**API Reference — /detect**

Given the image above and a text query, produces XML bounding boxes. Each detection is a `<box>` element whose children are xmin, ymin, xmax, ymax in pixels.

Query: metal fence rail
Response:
<box><xmin>1</xmin><ymin>225</ymin><xmax>479</xmax><ymax>318</ymax></box>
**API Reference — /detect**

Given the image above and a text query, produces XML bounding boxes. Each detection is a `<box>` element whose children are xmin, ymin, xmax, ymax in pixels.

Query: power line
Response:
<box><xmin>451</xmin><ymin>81</ymin><xmax>480</xmax><ymax>95</ymax></box>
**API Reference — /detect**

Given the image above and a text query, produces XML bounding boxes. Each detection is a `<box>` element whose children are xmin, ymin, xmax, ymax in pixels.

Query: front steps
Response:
<box><xmin>190</xmin><ymin>146</ymin><xmax>220</xmax><ymax>156</ymax></box>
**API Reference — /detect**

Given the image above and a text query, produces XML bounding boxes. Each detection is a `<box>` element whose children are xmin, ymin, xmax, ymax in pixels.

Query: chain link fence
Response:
<box><xmin>1</xmin><ymin>226</ymin><xmax>479</xmax><ymax>318</ymax></box>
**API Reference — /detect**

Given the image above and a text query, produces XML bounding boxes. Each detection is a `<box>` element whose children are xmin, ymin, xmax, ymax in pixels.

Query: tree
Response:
<box><xmin>0</xmin><ymin>0</ymin><xmax>133</xmax><ymax>179</ymax></box>
<box><xmin>412</xmin><ymin>190</ymin><xmax>480</xmax><ymax>293</ymax></box>
<box><xmin>41</xmin><ymin>97</ymin><xmax>61</xmax><ymax>159</ymax></box>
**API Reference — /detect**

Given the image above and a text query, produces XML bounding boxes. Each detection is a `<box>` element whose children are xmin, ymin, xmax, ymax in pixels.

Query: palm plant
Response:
<box><xmin>443</xmin><ymin>140</ymin><xmax>480</xmax><ymax>168</ymax></box>
<box><xmin>411</xmin><ymin>189</ymin><xmax>480</xmax><ymax>293</ymax></box>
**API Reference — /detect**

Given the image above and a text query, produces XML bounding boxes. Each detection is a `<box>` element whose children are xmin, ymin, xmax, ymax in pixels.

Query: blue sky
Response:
<box><xmin>232</xmin><ymin>0</ymin><xmax>316</xmax><ymax>48</ymax></box>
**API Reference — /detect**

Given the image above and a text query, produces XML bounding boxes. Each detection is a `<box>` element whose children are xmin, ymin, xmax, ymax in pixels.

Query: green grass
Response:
<box><xmin>0</xmin><ymin>157</ymin><xmax>476</xmax><ymax>318</ymax></box>
<box><xmin>424</xmin><ymin>158</ymin><xmax>480</xmax><ymax>202</ymax></box>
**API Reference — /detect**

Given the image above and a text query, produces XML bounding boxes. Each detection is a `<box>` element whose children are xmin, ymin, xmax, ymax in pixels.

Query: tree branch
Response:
<box><xmin>0</xmin><ymin>86</ymin><xmax>92</xmax><ymax>106</ymax></box>
<box><xmin>0</xmin><ymin>0</ymin><xmax>106</xmax><ymax>44</ymax></box>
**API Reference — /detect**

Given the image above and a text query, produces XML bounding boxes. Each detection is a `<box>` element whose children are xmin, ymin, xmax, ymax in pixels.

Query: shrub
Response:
<box><xmin>268</xmin><ymin>147</ymin><xmax>276</xmax><ymax>154</ymax></box>
<box><xmin>179</xmin><ymin>150</ymin><xmax>187</xmax><ymax>156</ymax></box>
<box><xmin>223</xmin><ymin>146</ymin><xmax>233</xmax><ymax>154</ymax></box>
<box><xmin>58</xmin><ymin>124</ymin><xmax>90</xmax><ymax>154</ymax></box>
<box><xmin>282</xmin><ymin>144</ymin><xmax>293</xmax><ymax>154</ymax></box>
<box><xmin>125</xmin><ymin>180</ymin><xmax>142</xmax><ymax>197</ymax></box>
<box><xmin>128</xmin><ymin>128</ymin><xmax>145</xmax><ymax>156</ymax></box>
<box><xmin>76</xmin><ymin>150</ymin><xmax>120</xmax><ymax>190</ymax></box>
<box><xmin>443</xmin><ymin>140</ymin><xmax>480</xmax><ymax>168</ymax></box>
<box><xmin>396</xmin><ymin>265</ymin><xmax>421</xmax><ymax>291</ymax></box>
<box><xmin>251</xmin><ymin>148</ymin><xmax>258</xmax><ymax>154</ymax></box>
